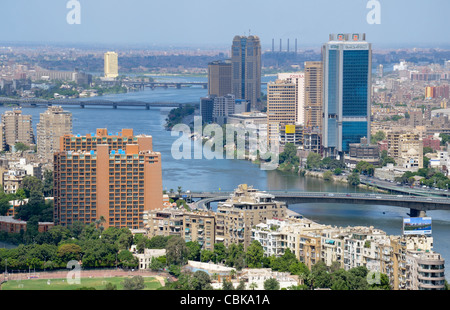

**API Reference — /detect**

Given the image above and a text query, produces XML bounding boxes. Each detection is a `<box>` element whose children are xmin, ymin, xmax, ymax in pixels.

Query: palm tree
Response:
<box><xmin>249</xmin><ymin>282</ymin><xmax>258</xmax><ymax>290</ymax></box>
<box><xmin>177</xmin><ymin>186</ymin><xmax>182</xmax><ymax>196</ymax></box>
<box><xmin>299</xmin><ymin>272</ymin><xmax>314</xmax><ymax>290</ymax></box>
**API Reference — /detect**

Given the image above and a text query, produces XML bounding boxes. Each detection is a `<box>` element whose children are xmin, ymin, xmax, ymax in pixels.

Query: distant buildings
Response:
<box><xmin>104</xmin><ymin>51</ymin><xmax>119</xmax><ymax>79</ymax></box>
<box><xmin>345</xmin><ymin>137</ymin><xmax>380</xmax><ymax>167</ymax></box>
<box><xmin>322</xmin><ymin>33</ymin><xmax>372</xmax><ymax>159</ymax></box>
<box><xmin>231</xmin><ymin>35</ymin><xmax>262</xmax><ymax>111</ymax></box>
<box><xmin>37</xmin><ymin>106</ymin><xmax>73</xmax><ymax>162</ymax></box>
<box><xmin>53</xmin><ymin>128</ymin><xmax>163</xmax><ymax>229</ymax></box>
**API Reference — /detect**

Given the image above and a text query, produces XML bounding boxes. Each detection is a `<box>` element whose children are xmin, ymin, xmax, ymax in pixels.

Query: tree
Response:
<box><xmin>14</xmin><ymin>142</ymin><xmax>30</xmax><ymax>152</ymax></box>
<box><xmin>423</xmin><ymin>156</ymin><xmax>430</xmax><ymax>168</ymax></box>
<box><xmin>191</xmin><ymin>270</ymin><xmax>213</xmax><ymax>290</ymax></box>
<box><xmin>263</xmin><ymin>278</ymin><xmax>280</xmax><ymax>290</ymax></box>
<box><xmin>105</xmin><ymin>283</ymin><xmax>117</xmax><ymax>290</ymax></box>
<box><xmin>279</xmin><ymin>143</ymin><xmax>299</xmax><ymax>166</ymax></box>
<box><xmin>333</xmin><ymin>168</ymin><xmax>342</xmax><ymax>176</ymax></box>
<box><xmin>122</xmin><ymin>275</ymin><xmax>146</xmax><ymax>290</ymax></box>
<box><xmin>21</xmin><ymin>176</ymin><xmax>44</xmax><ymax>198</ymax></box>
<box><xmin>165</xmin><ymin>236</ymin><xmax>188</xmax><ymax>266</ymax></box>
<box><xmin>347</xmin><ymin>172</ymin><xmax>361</xmax><ymax>186</ymax></box>
<box><xmin>311</xmin><ymin>261</ymin><xmax>332</xmax><ymax>289</ymax></box>
<box><xmin>423</xmin><ymin>146</ymin><xmax>434</xmax><ymax>155</ymax></box>
<box><xmin>236</xmin><ymin>279</ymin><xmax>246</xmax><ymax>290</ymax></box>
<box><xmin>222</xmin><ymin>278</ymin><xmax>234</xmax><ymax>290</ymax></box>
<box><xmin>43</xmin><ymin>170</ymin><xmax>54</xmax><ymax>197</ymax></box>
<box><xmin>149</xmin><ymin>257</ymin><xmax>165</xmax><ymax>271</ymax></box>
<box><xmin>57</xmin><ymin>243</ymin><xmax>82</xmax><ymax>263</ymax></box>
<box><xmin>186</xmin><ymin>241</ymin><xmax>202</xmax><ymax>261</ymax></box>
<box><xmin>323</xmin><ymin>170</ymin><xmax>334</xmax><ymax>181</ymax></box>
<box><xmin>118</xmin><ymin>250</ymin><xmax>138</xmax><ymax>268</ymax></box>
<box><xmin>306</xmin><ymin>152</ymin><xmax>322</xmax><ymax>170</ymax></box>
<box><xmin>372</xmin><ymin>131</ymin><xmax>386</xmax><ymax>143</ymax></box>
<box><xmin>245</xmin><ymin>241</ymin><xmax>264</xmax><ymax>268</ymax></box>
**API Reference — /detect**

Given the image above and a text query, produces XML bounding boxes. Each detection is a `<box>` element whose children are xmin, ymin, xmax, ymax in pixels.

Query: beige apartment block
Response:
<box><xmin>37</xmin><ymin>106</ymin><xmax>72</xmax><ymax>162</ymax></box>
<box><xmin>104</xmin><ymin>52</ymin><xmax>119</xmax><ymax>78</ymax></box>
<box><xmin>267</xmin><ymin>79</ymin><xmax>298</xmax><ymax>146</ymax></box>
<box><xmin>1</xmin><ymin>109</ymin><xmax>35</xmax><ymax>150</ymax></box>
<box><xmin>144</xmin><ymin>208</ymin><xmax>216</xmax><ymax>251</ymax></box>
<box><xmin>215</xmin><ymin>184</ymin><xmax>286</xmax><ymax>251</ymax></box>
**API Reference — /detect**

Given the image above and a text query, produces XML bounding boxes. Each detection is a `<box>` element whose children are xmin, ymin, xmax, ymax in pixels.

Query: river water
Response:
<box><xmin>2</xmin><ymin>74</ymin><xmax>449</xmax><ymax>278</ymax></box>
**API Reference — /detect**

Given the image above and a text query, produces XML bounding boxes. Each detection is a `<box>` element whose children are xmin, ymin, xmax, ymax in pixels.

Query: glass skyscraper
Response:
<box><xmin>231</xmin><ymin>35</ymin><xmax>261</xmax><ymax>112</ymax></box>
<box><xmin>322</xmin><ymin>33</ymin><xmax>372</xmax><ymax>158</ymax></box>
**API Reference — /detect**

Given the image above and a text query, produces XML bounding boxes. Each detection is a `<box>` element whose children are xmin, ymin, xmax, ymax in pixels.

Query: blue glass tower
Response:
<box><xmin>322</xmin><ymin>33</ymin><xmax>371</xmax><ymax>158</ymax></box>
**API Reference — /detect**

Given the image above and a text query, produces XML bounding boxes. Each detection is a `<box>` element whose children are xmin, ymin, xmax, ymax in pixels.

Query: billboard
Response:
<box><xmin>403</xmin><ymin>217</ymin><xmax>432</xmax><ymax>235</ymax></box>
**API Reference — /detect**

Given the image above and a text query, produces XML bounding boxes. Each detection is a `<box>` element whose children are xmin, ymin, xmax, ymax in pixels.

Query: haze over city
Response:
<box><xmin>1</xmin><ymin>0</ymin><xmax>450</xmax><ymax>48</ymax></box>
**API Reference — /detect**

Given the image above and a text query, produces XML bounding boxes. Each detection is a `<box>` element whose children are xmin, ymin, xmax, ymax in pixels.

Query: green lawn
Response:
<box><xmin>1</xmin><ymin>276</ymin><xmax>163</xmax><ymax>290</ymax></box>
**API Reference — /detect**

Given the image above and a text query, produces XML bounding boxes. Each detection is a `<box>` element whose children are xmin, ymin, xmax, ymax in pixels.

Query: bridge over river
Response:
<box><xmin>0</xmin><ymin>98</ymin><xmax>198</xmax><ymax>109</ymax></box>
<box><xmin>176</xmin><ymin>191</ymin><xmax>450</xmax><ymax>217</ymax></box>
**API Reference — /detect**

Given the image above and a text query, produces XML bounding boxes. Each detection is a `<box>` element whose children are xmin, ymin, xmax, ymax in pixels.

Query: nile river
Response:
<box><xmin>1</xmin><ymin>74</ymin><xmax>449</xmax><ymax>278</ymax></box>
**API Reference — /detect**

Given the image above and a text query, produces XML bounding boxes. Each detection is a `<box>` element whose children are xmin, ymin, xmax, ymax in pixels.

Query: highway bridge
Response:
<box><xmin>122</xmin><ymin>81</ymin><xmax>268</xmax><ymax>89</ymax></box>
<box><xmin>178</xmin><ymin>191</ymin><xmax>450</xmax><ymax>217</ymax></box>
<box><xmin>0</xmin><ymin>98</ymin><xmax>198</xmax><ymax>109</ymax></box>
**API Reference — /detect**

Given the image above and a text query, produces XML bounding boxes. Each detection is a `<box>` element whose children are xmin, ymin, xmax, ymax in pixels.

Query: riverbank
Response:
<box><xmin>303</xmin><ymin>170</ymin><xmax>388</xmax><ymax>193</ymax></box>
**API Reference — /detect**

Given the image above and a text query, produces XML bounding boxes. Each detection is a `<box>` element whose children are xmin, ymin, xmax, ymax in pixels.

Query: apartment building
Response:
<box><xmin>216</xmin><ymin>184</ymin><xmax>286</xmax><ymax>250</ymax></box>
<box><xmin>144</xmin><ymin>207</ymin><xmax>216</xmax><ymax>251</ymax></box>
<box><xmin>405</xmin><ymin>251</ymin><xmax>446</xmax><ymax>290</ymax></box>
<box><xmin>36</xmin><ymin>106</ymin><xmax>72</xmax><ymax>162</ymax></box>
<box><xmin>53</xmin><ymin>128</ymin><xmax>163</xmax><ymax>229</ymax></box>
<box><xmin>1</xmin><ymin>109</ymin><xmax>35</xmax><ymax>150</ymax></box>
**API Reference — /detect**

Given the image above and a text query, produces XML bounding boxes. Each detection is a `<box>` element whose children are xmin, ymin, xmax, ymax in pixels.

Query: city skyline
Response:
<box><xmin>1</xmin><ymin>0</ymin><xmax>450</xmax><ymax>49</ymax></box>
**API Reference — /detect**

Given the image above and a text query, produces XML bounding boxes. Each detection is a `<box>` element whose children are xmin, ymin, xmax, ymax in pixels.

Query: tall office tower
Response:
<box><xmin>200</xmin><ymin>96</ymin><xmax>215</xmax><ymax>124</ymax></box>
<box><xmin>213</xmin><ymin>94</ymin><xmax>236</xmax><ymax>126</ymax></box>
<box><xmin>208</xmin><ymin>60</ymin><xmax>232</xmax><ymax>97</ymax></box>
<box><xmin>231</xmin><ymin>35</ymin><xmax>262</xmax><ymax>111</ymax></box>
<box><xmin>304</xmin><ymin>61</ymin><xmax>323</xmax><ymax>131</ymax></box>
<box><xmin>322</xmin><ymin>33</ymin><xmax>372</xmax><ymax>159</ymax></box>
<box><xmin>54</xmin><ymin>129</ymin><xmax>163</xmax><ymax>229</ymax></box>
<box><xmin>266</xmin><ymin>78</ymin><xmax>299</xmax><ymax>146</ymax></box>
<box><xmin>277</xmin><ymin>72</ymin><xmax>305</xmax><ymax>125</ymax></box>
<box><xmin>36</xmin><ymin>106</ymin><xmax>72</xmax><ymax>162</ymax></box>
<box><xmin>1</xmin><ymin>109</ymin><xmax>35</xmax><ymax>150</ymax></box>
<box><xmin>104</xmin><ymin>51</ymin><xmax>119</xmax><ymax>78</ymax></box>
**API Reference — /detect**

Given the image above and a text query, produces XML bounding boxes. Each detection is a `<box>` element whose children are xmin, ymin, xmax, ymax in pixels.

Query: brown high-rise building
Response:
<box><xmin>304</xmin><ymin>61</ymin><xmax>323</xmax><ymax>131</ymax></box>
<box><xmin>231</xmin><ymin>35</ymin><xmax>261</xmax><ymax>111</ymax></box>
<box><xmin>37</xmin><ymin>106</ymin><xmax>72</xmax><ymax>162</ymax></box>
<box><xmin>208</xmin><ymin>60</ymin><xmax>232</xmax><ymax>97</ymax></box>
<box><xmin>1</xmin><ymin>109</ymin><xmax>35</xmax><ymax>150</ymax></box>
<box><xmin>54</xmin><ymin>129</ymin><xmax>163</xmax><ymax>229</ymax></box>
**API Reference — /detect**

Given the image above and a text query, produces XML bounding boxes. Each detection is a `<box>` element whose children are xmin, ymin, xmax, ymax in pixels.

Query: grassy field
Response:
<box><xmin>1</xmin><ymin>276</ymin><xmax>163</xmax><ymax>290</ymax></box>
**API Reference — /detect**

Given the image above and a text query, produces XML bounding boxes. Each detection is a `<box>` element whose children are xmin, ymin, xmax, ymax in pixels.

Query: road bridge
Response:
<box><xmin>0</xmin><ymin>98</ymin><xmax>198</xmax><ymax>109</ymax></box>
<box><xmin>180</xmin><ymin>191</ymin><xmax>450</xmax><ymax>217</ymax></box>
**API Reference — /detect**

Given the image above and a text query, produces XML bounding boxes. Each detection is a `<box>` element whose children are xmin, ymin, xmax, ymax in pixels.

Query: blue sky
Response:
<box><xmin>1</xmin><ymin>0</ymin><xmax>449</xmax><ymax>49</ymax></box>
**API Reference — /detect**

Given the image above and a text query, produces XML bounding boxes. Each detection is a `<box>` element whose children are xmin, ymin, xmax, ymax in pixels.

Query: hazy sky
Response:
<box><xmin>1</xmin><ymin>0</ymin><xmax>449</xmax><ymax>49</ymax></box>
